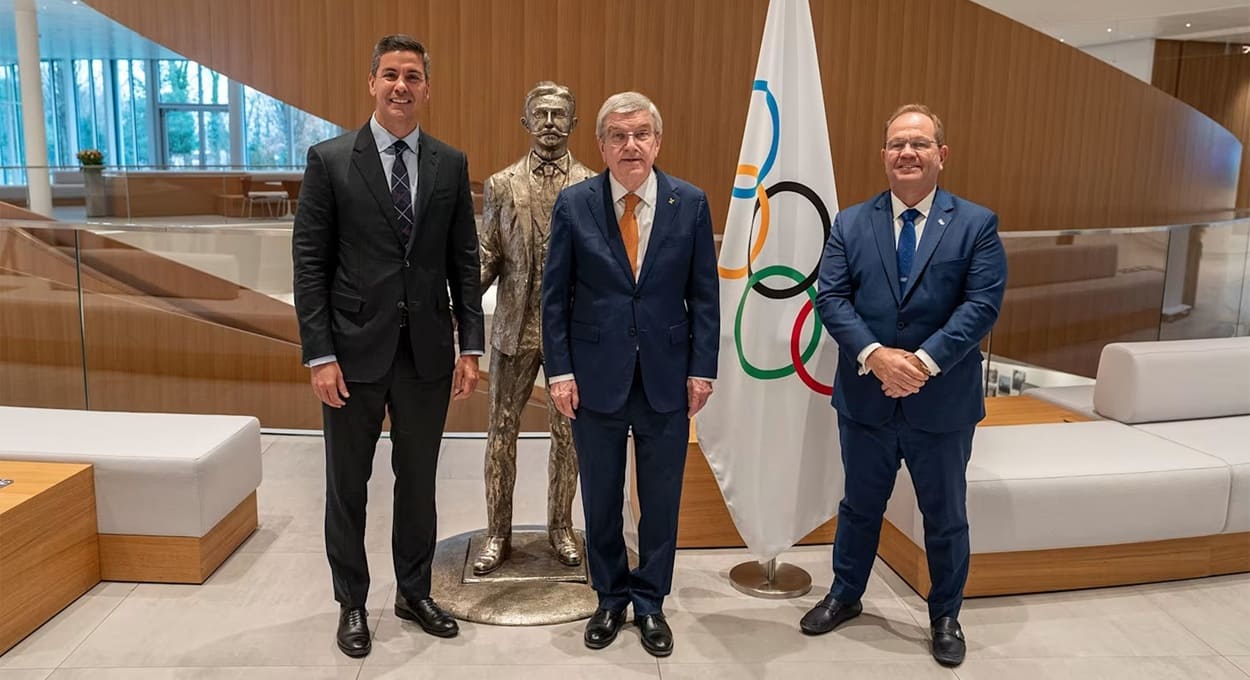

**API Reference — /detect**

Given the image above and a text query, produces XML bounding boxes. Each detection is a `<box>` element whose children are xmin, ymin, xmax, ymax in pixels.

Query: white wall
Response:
<box><xmin>1082</xmin><ymin>39</ymin><xmax>1157</xmax><ymax>83</ymax></box>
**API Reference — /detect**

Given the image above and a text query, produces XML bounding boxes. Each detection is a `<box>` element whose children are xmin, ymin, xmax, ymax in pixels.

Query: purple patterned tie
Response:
<box><xmin>389</xmin><ymin>140</ymin><xmax>414</xmax><ymax>243</ymax></box>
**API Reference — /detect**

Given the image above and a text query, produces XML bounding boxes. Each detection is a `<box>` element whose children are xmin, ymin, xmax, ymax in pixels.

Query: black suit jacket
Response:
<box><xmin>293</xmin><ymin>123</ymin><xmax>485</xmax><ymax>383</ymax></box>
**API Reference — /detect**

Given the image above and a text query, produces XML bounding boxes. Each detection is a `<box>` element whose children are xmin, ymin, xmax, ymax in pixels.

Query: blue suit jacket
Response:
<box><xmin>542</xmin><ymin>169</ymin><xmax>720</xmax><ymax>414</ymax></box>
<box><xmin>815</xmin><ymin>188</ymin><xmax>1007</xmax><ymax>432</ymax></box>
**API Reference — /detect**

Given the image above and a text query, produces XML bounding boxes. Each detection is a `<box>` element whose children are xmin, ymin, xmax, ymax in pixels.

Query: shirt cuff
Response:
<box><xmin>460</xmin><ymin>350</ymin><xmax>484</xmax><ymax>357</ymax></box>
<box><xmin>856</xmin><ymin>343</ymin><xmax>883</xmax><ymax>376</ymax></box>
<box><xmin>307</xmin><ymin>354</ymin><xmax>337</xmax><ymax>367</ymax></box>
<box><xmin>548</xmin><ymin>373</ymin><xmax>575</xmax><ymax>384</ymax></box>
<box><xmin>689</xmin><ymin>376</ymin><xmax>715</xmax><ymax>382</ymax></box>
<box><xmin>915</xmin><ymin>349</ymin><xmax>941</xmax><ymax>376</ymax></box>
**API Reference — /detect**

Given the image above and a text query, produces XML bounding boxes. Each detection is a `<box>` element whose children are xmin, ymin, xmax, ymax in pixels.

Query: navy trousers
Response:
<box><xmin>829</xmin><ymin>406</ymin><xmax>975</xmax><ymax>622</ymax></box>
<box><xmin>572</xmin><ymin>362</ymin><xmax>689</xmax><ymax>617</ymax></box>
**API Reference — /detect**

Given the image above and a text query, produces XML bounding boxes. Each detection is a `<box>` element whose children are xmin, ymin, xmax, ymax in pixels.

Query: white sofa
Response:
<box><xmin>882</xmin><ymin>336</ymin><xmax>1250</xmax><ymax>597</ymax></box>
<box><xmin>0</xmin><ymin>405</ymin><xmax>262</xmax><ymax>583</ymax></box>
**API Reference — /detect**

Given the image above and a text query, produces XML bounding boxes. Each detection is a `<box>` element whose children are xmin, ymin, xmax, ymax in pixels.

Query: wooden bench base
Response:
<box><xmin>98</xmin><ymin>492</ymin><xmax>258</xmax><ymax>584</ymax></box>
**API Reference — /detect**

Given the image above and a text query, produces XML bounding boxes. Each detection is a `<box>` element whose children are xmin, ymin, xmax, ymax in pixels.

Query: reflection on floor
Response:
<box><xmin>2</xmin><ymin>434</ymin><xmax>1248</xmax><ymax>679</ymax></box>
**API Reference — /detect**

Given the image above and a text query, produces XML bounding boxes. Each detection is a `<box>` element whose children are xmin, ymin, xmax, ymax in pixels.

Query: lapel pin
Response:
<box><xmin>668</xmin><ymin>197</ymin><xmax>676</xmax><ymax>205</ymax></box>
<box><xmin>938</xmin><ymin>218</ymin><xmax>947</xmax><ymax>226</ymax></box>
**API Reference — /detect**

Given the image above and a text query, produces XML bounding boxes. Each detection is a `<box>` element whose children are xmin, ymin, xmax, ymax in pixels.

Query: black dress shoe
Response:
<box><xmin>931</xmin><ymin>617</ymin><xmax>966</xmax><ymax>667</ymax></box>
<box><xmin>336</xmin><ymin>606</ymin><xmax>371</xmax><ymax>658</ymax></box>
<box><xmin>395</xmin><ymin>595</ymin><xmax>459</xmax><ymax>638</ymax></box>
<box><xmin>583</xmin><ymin>607</ymin><xmax>626</xmax><ymax>649</ymax></box>
<box><xmin>635</xmin><ymin>613</ymin><xmax>674</xmax><ymax>658</ymax></box>
<box><xmin>799</xmin><ymin>595</ymin><xmax>862</xmax><ymax>635</ymax></box>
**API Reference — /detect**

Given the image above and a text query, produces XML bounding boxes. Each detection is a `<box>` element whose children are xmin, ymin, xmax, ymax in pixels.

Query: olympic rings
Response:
<box><xmin>735</xmin><ymin>266</ymin><xmax>820</xmax><ymax>380</ymax></box>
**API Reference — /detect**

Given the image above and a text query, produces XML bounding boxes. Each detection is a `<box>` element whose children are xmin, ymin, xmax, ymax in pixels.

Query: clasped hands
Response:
<box><xmin>865</xmin><ymin>346</ymin><xmax>931</xmax><ymax>399</ymax></box>
<box><xmin>551</xmin><ymin>377</ymin><xmax>714</xmax><ymax>419</ymax></box>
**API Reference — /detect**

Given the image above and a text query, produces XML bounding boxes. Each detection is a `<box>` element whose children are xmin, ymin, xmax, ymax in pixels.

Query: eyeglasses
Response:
<box><xmin>885</xmin><ymin>136</ymin><xmax>938</xmax><ymax>153</ymax></box>
<box><xmin>604</xmin><ymin>128</ymin><xmax>655</xmax><ymax>147</ymax></box>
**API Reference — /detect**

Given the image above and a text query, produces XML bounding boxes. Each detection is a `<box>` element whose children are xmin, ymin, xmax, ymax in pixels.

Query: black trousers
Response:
<box><xmin>323</xmin><ymin>327</ymin><xmax>453</xmax><ymax>607</ymax></box>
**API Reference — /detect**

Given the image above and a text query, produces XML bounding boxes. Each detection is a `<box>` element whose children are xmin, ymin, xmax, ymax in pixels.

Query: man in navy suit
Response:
<box><xmin>541</xmin><ymin>91</ymin><xmax>719</xmax><ymax>658</ymax></box>
<box><xmin>800</xmin><ymin>104</ymin><xmax>1007</xmax><ymax>668</ymax></box>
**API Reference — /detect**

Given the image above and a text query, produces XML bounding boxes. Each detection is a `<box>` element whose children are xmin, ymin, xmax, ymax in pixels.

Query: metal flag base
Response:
<box><xmin>729</xmin><ymin>558</ymin><xmax>812</xmax><ymax>599</ymax></box>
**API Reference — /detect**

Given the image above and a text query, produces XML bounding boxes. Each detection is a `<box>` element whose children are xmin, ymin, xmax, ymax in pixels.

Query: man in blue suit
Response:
<box><xmin>800</xmin><ymin>104</ymin><xmax>1007</xmax><ymax>668</ymax></box>
<box><xmin>542</xmin><ymin>91</ymin><xmax>719</xmax><ymax>658</ymax></box>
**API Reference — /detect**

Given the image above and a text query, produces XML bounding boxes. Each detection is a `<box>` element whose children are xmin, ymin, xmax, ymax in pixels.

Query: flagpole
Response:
<box><xmin>728</xmin><ymin>558</ymin><xmax>811</xmax><ymax>599</ymax></box>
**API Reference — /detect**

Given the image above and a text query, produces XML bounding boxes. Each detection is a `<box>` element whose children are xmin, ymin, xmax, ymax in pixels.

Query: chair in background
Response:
<box><xmin>240</xmin><ymin>177</ymin><xmax>289</xmax><ymax>218</ymax></box>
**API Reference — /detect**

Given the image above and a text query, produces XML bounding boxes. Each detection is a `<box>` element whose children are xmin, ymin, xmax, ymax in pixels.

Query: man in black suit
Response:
<box><xmin>292</xmin><ymin>34</ymin><xmax>484</xmax><ymax>659</ymax></box>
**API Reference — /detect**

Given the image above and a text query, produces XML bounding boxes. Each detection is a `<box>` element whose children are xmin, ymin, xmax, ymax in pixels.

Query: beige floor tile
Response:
<box><xmin>362</xmin><ymin>614</ymin><xmax>651</xmax><ymax>667</ymax></box>
<box><xmin>1140</xmin><ymin>574</ymin><xmax>1250</xmax><ymax>655</ymax></box>
<box><xmin>60</xmin><ymin>552</ymin><xmax>392</xmax><ymax>668</ymax></box>
<box><xmin>359</xmin><ymin>663</ymin><xmax>660</xmax><ymax>679</ymax></box>
<box><xmin>657</xmin><ymin>660</ymin><xmax>955</xmax><ymax>679</ymax></box>
<box><xmin>955</xmin><ymin>656</ymin><xmax>1250</xmax><ymax>679</ymax></box>
<box><xmin>47</xmin><ymin>669</ymin><xmax>359</xmax><ymax>679</ymax></box>
<box><xmin>0</xmin><ymin>671</ymin><xmax>53</xmax><ymax>680</ymax></box>
<box><xmin>0</xmin><ymin>583</ymin><xmax>135</xmax><ymax>670</ymax></box>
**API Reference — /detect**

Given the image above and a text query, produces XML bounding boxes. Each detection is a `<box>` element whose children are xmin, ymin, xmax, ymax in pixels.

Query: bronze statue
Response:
<box><xmin>475</xmin><ymin>82</ymin><xmax>596</xmax><ymax>575</ymax></box>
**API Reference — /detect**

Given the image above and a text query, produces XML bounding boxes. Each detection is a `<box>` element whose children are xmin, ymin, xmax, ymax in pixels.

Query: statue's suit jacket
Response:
<box><xmin>479</xmin><ymin>153</ymin><xmax>596</xmax><ymax>356</ymax></box>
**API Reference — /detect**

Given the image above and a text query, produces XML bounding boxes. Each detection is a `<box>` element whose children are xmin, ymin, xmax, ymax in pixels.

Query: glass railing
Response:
<box><xmin>0</xmin><ymin>164</ymin><xmax>309</xmax><ymax>224</ymax></box>
<box><xmin>983</xmin><ymin>216</ymin><xmax>1250</xmax><ymax>396</ymax></box>
<box><xmin>2</xmin><ymin>209</ymin><xmax>1247</xmax><ymax>428</ymax></box>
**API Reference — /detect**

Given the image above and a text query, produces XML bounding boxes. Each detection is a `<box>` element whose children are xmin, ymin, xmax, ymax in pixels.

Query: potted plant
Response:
<box><xmin>77</xmin><ymin>148</ymin><xmax>107</xmax><ymax>217</ymax></box>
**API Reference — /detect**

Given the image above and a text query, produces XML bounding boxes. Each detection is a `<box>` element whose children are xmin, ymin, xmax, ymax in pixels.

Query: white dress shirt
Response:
<box><xmin>856</xmin><ymin>188</ymin><xmax>941</xmax><ymax>377</ymax></box>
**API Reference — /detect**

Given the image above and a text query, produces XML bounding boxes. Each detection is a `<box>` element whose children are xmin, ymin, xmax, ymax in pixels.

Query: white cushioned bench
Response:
<box><xmin>879</xmin><ymin>336</ymin><xmax>1250</xmax><ymax>597</ymax></box>
<box><xmin>0</xmin><ymin>406</ymin><xmax>262</xmax><ymax>583</ymax></box>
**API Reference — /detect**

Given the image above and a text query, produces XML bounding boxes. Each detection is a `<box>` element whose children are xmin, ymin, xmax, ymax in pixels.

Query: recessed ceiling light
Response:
<box><xmin>1106</xmin><ymin>27</ymin><xmax>1113</xmax><ymax>33</ymax></box>
<box><xmin>1185</xmin><ymin>22</ymin><xmax>1192</xmax><ymax>28</ymax></box>
<box><xmin>1059</xmin><ymin>38</ymin><xmax>1066</xmax><ymax>43</ymax></box>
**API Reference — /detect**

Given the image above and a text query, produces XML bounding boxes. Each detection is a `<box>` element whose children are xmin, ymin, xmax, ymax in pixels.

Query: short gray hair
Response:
<box><xmin>595</xmin><ymin>91</ymin><xmax>663</xmax><ymax>139</ymax></box>
<box><xmin>524</xmin><ymin>81</ymin><xmax>576</xmax><ymax>118</ymax></box>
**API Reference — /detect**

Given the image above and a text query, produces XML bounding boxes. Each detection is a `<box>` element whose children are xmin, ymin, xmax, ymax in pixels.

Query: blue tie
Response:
<box><xmin>897</xmin><ymin>208</ymin><xmax>920</xmax><ymax>295</ymax></box>
<box><xmin>389</xmin><ymin>140</ymin><xmax>414</xmax><ymax>244</ymax></box>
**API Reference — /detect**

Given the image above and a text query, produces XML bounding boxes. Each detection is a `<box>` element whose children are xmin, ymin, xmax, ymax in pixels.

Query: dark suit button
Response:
<box><xmin>397</xmin><ymin>301</ymin><xmax>407</xmax><ymax>310</ymax></box>
<box><xmin>896</xmin><ymin>321</ymin><xmax>905</xmax><ymax>330</ymax></box>
<box><xmin>633</xmin><ymin>293</ymin><xmax>641</xmax><ymax>301</ymax></box>
<box><xmin>628</xmin><ymin>327</ymin><xmax>637</xmax><ymax>336</ymax></box>
<box><xmin>403</xmin><ymin>259</ymin><xmax>410</xmax><ymax>268</ymax></box>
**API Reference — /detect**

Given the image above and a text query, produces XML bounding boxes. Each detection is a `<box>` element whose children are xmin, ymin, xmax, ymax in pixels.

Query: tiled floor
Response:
<box><xmin>2</xmin><ymin>435</ymin><xmax>1248</xmax><ymax>679</ymax></box>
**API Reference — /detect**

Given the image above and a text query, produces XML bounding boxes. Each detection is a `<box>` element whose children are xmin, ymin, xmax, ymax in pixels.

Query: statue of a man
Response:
<box><xmin>475</xmin><ymin>81</ymin><xmax>596</xmax><ymax>575</ymax></box>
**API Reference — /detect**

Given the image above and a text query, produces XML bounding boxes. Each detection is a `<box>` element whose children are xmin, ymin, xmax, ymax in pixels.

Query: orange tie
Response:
<box><xmin>621</xmin><ymin>192</ymin><xmax>641</xmax><ymax>276</ymax></box>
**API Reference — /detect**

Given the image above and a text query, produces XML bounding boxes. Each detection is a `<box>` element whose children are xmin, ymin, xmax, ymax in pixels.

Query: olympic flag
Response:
<box><xmin>695</xmin><ymin>0</ymin><xmax>843</xmax><ymax>563</ymax></box>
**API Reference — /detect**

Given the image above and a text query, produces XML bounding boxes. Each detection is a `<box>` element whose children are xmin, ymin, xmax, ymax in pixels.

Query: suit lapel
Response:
<box><xmin>870</xmin><ymin>192</ymin><xmax>901</xmax><ymax>305</ymax></box>
<box><xmin>636</xmin><ymin>169</ymin><xmax>677</xmax><ymax>288</ymax></box>
<box><xmin>586</xmin><ymin>172</ymin><xmax>636</xmax><ymax>283</ymax></box>
<box><xmin>900</xmin><ymin>188</ymin><xmax>955</xmax><ymax>303</ymax></box>
<box><xmin>409</xmin><ymin>131</ymin><xmax>440</xmax><ymax>253</ymax></box>
<box><xmin>350</xmin><ymin>124</ymin><xmax>403</xmax><ymax>243</ymax></box>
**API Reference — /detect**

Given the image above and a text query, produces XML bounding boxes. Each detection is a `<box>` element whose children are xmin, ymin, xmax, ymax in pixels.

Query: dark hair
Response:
<box><xmin>371</xmin><ymin>34</ymin><xmax>430</xmax><ymax>78</ymax></box>
<box><xmin>524</xmin><ymin>81</ymin><xmax>576</xmax><ymax>118</ymax></box>
<box><xmin>884</xmin><ymin>104</ymin><xmax>945</xmax><ymax>146</ymax></box>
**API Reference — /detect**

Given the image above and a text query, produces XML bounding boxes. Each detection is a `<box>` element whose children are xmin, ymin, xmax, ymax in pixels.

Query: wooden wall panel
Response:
<box><xmin>84</xmin><ymin>0</ymin><xmax>1240</xmax><ymax>231</ymax></box>
<box><xmin>1154</xmin><ymin>40</ymin><xmax>1250</xmax><ymax>210</ymax></box>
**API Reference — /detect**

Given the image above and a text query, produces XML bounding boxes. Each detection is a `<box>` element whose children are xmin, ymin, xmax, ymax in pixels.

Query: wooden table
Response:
<box><xmin>0</xmin><ymin>461</ymin><xmax>100</xmax><ymax>655</ymax></box>
<box><xmin>668</xmin><ymin>395</ymin><xmax>1091</xmax><ymax>548</ymax></box>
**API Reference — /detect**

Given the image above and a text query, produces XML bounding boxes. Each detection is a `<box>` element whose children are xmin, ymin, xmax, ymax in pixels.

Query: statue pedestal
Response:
<box><xmin>431</xmin><ymin>527</ymin><xmax>598</xmax><ymax>625</ymax></box>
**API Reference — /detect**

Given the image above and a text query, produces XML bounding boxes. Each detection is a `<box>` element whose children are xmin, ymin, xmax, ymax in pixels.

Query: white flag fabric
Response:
<box><xmin>695</xmin><ymin>0</ymin><xmax>843</xmax><ymax>563</ymax></box>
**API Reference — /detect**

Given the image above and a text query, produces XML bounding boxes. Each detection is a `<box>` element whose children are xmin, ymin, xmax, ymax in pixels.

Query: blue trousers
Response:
<box><xmin>571</xmin><ymin>363</ymin><xmax>688</xmax><ymax>617</ymax></box>
<box><xmin>829</xmin><ymin>407</ymin><xmax>975</xmax><ymax>622</ymax></box>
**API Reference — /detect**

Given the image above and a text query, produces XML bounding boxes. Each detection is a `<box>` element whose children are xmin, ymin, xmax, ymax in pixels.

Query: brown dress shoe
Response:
<box><xmin>548</xmin><ymin>527</ymin><xmax>582</xmax><ymax>566</ymax></box>
<box><xmin>471</xmin><ymin>534</ymin><xmax>511</xmax><ymax>575</ymax></box>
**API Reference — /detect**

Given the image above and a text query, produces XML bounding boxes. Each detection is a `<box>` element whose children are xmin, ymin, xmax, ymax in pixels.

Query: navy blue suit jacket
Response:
<box><xmin>542</xmin><ymin>170</ymin><xmax>720</xmax><ymax>414</ymax></box>
<box><xmin>815</xmin><ymin>188</ymin><xmax>1007</xmax><ymax>432</ymax></box>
